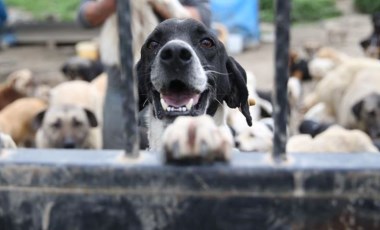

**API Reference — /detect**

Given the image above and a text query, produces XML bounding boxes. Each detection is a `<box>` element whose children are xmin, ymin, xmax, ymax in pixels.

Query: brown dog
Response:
<box><xmin>0</xmin><ymin>69</ymin><xmax>34</xmax><ymax>110</ymax></box>
<box><xmin>0</xmin><ymin>97</ymin><xmax>47</xmax><ymax>147</ymax></box>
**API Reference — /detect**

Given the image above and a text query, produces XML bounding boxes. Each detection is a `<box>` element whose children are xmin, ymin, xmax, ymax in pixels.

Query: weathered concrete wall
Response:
<box><xmin>1</xmin><ymin>150</ymin><xmax>380</xmax><ymax>229</ymax></box>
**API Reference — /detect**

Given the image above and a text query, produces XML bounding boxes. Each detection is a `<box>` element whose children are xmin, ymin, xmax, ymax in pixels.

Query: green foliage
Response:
<box><xmin>354</xmin><ymin>0</ymin><xmax>380</xmax><ymax>14</ymax></box>
<box><xmin>260</xmin><ymin>0</ymin><xmax>341</xmax><ymax>22</ymax></box>
<box><xmin>4</xmin><ymin>0</ymin><xmax>80</xmax><ymax>21</ymax></box>
<box><xmin>4</xmin><ymin>0</ymin><xmax>343</xmax><ymax>23</ymax></box>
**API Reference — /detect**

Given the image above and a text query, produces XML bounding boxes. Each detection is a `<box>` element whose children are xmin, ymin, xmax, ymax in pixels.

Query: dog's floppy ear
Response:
<box><xmin>360</xmin><ymin>39</ymin><xmax>370</xmax><ymax>50</ymax></box>
<box><xmin>225</xmin><ymin>57</ymin><xmax>252</xmax><ymax>126</ymax></box>
<box><xmin>33</xmin><ymin>110</ymin><xmax>46</xmax><ymax>130</ymax></box>
<box><xmin>84</xmin><ymin>109</ymin><xmax>98</xmax><ymax>127</ymax></box>
<box><xmin>136</xmin><ymin>60</ymin><xmax>148</xmax><ymax>111</ymax></box>
<box><xmin>352</xmin><ymin>99</ymin><xmax>364</xmax><ymax>120</ymax></box>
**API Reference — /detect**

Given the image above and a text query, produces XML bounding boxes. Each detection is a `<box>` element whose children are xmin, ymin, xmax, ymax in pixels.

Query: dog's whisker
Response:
<box><xmin>206</xmin><ymin>70</ymin><xmax>229</xmax><ymax>76</ymax></box>
<box><xmin>142</xmin><ymin>99</ymin><xmax>149</xmax><ymax>107</ymax></box>
<box><xmin>215</xmin><ymin>98</ymin><xmax>223</xmax><ymax>106</ymax></box>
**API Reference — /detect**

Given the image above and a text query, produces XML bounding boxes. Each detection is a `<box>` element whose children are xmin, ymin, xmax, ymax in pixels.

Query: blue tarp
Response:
<box><xmin>0</xmin><ymin>0</ymin><xmax>7</xmax><ymax>27</ymax></box>
<box><xmin>211</xmin><ymin>0</ymin><xmax>260</xmax><ymax>42</ymax></box>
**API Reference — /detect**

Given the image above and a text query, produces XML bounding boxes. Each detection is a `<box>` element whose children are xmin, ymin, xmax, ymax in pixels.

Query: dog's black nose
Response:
<box><xmin>63</xmin><ymin>139</ymin><xmax>76</xmax><ymax>149</ymax></box>
<box><xmin>160</xmin><ymin>43</ymin><xmax>192</xmax><ymax>65</ymax></box>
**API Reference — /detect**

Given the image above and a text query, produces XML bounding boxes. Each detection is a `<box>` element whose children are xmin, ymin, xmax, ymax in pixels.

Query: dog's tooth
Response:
<box><xmin>161</xmin><ymin>99</ymin><xmax>168</xmax><ymax>110</ymax></box>
<box><xmin>186</xmin><ymin>98</ymin><xmax>194</xmax><ymax>111</ymax></box>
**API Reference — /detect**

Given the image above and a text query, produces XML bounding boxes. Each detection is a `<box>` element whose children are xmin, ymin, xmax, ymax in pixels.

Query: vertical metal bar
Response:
<box><xmin>117</xmin><ymin>0</ymin><xmax>140</xmax><ymax>156</ymax></box>
<box><xmin>272</xmin><ymin>0</ymin><xmax>290</xmax><ymax>161</ymax></box>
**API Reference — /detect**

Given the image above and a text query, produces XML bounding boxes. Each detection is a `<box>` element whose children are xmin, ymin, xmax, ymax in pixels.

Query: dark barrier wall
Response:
<box><xmin>1</xmin><ymin>150</ymin><xmax>380</xmax><ymax>229</ymax></box>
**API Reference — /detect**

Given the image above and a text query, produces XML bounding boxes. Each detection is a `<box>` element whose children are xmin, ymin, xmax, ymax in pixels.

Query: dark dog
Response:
<box><xmin>289</xmin><ymin>51</ymin><xmax>311</xmax><ymax>81</ymax></box>
<box><xmin>299</xmin><ymin>119</ymin><xmax>332</xmax><ymax>137</ymax></box>
<box><xmin>137</xmin><ymin>19</ymin><xmax>252</xmax><ymax>162</ymax></box>
<box><xmin>61</xmin><ymin>56</ymin><xmax>104</xmax><ymax>82</ymax></box>
<box><xmin>360</xmin><ymin>12</ymin><xmax>380</xmax><ymax>59</ymax></box>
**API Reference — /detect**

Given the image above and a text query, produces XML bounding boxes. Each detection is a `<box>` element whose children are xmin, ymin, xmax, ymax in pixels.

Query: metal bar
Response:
<box><xmin>117</xmin><ymin>0</ymin><xmax>139</xmax><ymax>156</ymax></box>
<box><xmin>273</xmin><ymin>0</ymin><xmax>290</xmax><ymax>161</ymax></box>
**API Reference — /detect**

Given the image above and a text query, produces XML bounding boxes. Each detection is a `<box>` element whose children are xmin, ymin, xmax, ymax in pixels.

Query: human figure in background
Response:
<box><xmin>0</xmin><ymin>0</ymin><xmax>6</xmax><ymax>28</ymax></box>
<box><xmin>78</xmin><ymin>0</ymin><xmax>210</xmax><ymax>149</ymax></box>
<box><xmin>0</xmin><ymin>0</ymin><xmax>16</xmax><ymax>48</ymax></box>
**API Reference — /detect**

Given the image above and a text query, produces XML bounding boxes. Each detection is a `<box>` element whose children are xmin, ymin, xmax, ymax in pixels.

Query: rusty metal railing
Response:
<box><xmin>273</xmin><ymin>0</ymin><xmax>290</xmax><ymax>161</ymax></box>
<box><xmin>117</xmin><ymin>0</ymin><xmax>139</xmax><ymax>156</ymax></box>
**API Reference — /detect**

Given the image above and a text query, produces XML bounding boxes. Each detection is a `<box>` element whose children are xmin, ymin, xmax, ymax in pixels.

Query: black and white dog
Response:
<box><xmin>137</xmin><ymin>19</ymin><xmax>252</xmax><ymax>162</ymax></box>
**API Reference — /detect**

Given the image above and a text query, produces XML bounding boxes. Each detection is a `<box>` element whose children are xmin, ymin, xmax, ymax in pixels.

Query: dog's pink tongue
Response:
<box><xmin>162</xmin><ymin>93</ymin><xmax>200</xmax><ymax>107</ymax></box>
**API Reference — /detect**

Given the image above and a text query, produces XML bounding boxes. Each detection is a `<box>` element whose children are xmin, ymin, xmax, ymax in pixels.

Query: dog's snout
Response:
<box><xmin>160</xmin><ymin>43</ymin><xmax>192</xmax><ymax>65</ymax></box>
<box><xmin>63</xmin><ymin>138</ymin><xmax>76</xmax><ymax>149</ymax></box>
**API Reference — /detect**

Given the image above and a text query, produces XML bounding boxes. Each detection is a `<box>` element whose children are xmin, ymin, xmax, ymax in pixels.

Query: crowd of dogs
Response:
<box><xmin>0</xmin><ymin>15</ymin><xmax>379</xmax><ymax>158</ymax></box>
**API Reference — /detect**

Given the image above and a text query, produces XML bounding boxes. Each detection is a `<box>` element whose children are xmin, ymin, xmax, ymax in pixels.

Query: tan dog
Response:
<box><xmin>304</xmin><ymin>58</ymin><xmax>380</xmax><ymax>111</ymax></box>
<box><xmin>307</xmin><ymin>47</ymin><xmax>352</xmax><ymax>80</ymax></box>
<box><xmin>287</xmin><ymin>126</ymin><xmax>378</xmax><ymax>153</ymax></box>
<box><xmin>90</xmin><ymin>72</ymin><xmax>107</xmax><ymax>107</ymax></box>
<box><xmin>49</xmin><ymin>80</ymin><xmax>102</xmax><ymax>122</ymax></box>
<box><xmin>339</xmin><ymin>68</ymin><xmax>380</xmax><ymax>139</ymax></box>
<box><xmin>37</xmin><ymin>80</ymin><xmax>103</xmax><ymax>149</ymax></box>
<box><xmin>0</xmin><ymin>97</ymin><xmax>47</xmax><ymax>147</ymax></box>
<box><xmin>0</xmin><ymin>132</ymin><xmax>17</xmax><ymax>148</ymax></box>
<box><xmin>34</xmin><ymin>104</ymin><xmax>99</xmax><ymax>149</ymax></box>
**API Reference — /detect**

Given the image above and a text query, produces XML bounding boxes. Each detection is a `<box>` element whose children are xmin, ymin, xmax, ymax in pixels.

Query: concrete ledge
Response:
<box><xmin>11</xmin><ymin>22</ymin><xmax>99</xmax><ymax>45</ymax></box>
<box><xmin>0</xmin><ymin>150</ymin><xmax>380</xmax><ymax>229</ymax></box>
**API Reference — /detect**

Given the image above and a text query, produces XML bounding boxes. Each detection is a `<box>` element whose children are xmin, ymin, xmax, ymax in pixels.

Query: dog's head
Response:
<box><xmin>61</xmin><ymin>56</ymin><xmax>104</xmax><ymax>82</ymax></box>
<box><xmin>34</xmin><ymin>104</ymin><xmax>98</xmax><ymax>149</ymax></box>
<box><xmin>352</xmin><ymin>93</ymin><xmax>380</xmax><ymax>140</ymax></box>
<box><xmin>137</xmin><ymin>19</ymin><xmax>252</xmax><ymax>126</ymax></box>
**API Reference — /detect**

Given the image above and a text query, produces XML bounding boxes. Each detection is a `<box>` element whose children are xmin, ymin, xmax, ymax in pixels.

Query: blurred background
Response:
<box><xmin>0</xmin><ymin>0</ymin><xmax>378</xmax><ymax>90</ymax></box>
<box><xmin>0</xmin><ymin>0</ymin><xmax>380</xmax><ymax>152</ymax></box>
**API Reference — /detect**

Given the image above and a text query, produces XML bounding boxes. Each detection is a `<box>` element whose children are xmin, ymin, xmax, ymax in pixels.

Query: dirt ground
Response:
<box><xmin>0</xmin><ymin>13</ymin><xmax>373</xmax><ymax>90</ymax></box>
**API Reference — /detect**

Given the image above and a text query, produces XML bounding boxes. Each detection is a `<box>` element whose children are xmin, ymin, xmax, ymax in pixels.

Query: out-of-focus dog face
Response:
<box><xmin>137</xmin><ymin>18</ymin><xmax>252</xmax><ymax>126</ymax></box>
<box><xmin>61</xmin><ymin>56</ymin><xmax>104</xmax><ymax>82</ymax></box>
<box><xmin>289</xmin><ymin>51</ymin><xmax>311</xmax><ymax>81</ymax></box>
<box><xmin>352</xmin><ymin>93</ymin><xmax>380</xmax><ymax>140</ymax></box>
<box><xmin>34</xmin><ymin>104</ymin><xmax>98</xmax><ymax>149</ymax></box>
<box><xmin>234</xmin><ymin>119</ymin><xmax>273</xmax><ymax>152</ymax></box>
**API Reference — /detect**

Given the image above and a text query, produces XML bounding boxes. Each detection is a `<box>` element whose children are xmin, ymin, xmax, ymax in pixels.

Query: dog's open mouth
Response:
<box><xmin>152</xmin><ymin>80</ymin><xmax>209</xmax><ymax>119</ymax></box>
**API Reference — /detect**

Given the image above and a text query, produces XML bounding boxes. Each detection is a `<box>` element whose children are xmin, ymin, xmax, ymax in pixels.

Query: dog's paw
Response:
<box><xmin>163</xmin><ymin>115</ymin><xmax>233</xmax><ymax>163</ymax></box>
<box><xmin>0</xmin><ymin>133</ymin><xmax>17</xmax><ymax>149</ymax></box>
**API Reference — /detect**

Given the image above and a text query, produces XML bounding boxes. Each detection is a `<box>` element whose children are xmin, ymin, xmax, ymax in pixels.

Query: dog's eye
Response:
<box><xmin>368</xmin><ymin>110</ymin><xmax>376</xmax><ymax>117</ymax></box>
<box><xmin>51</xmin><ymin>122</ymin><xmax>61</xmax><ymax>129</ymax></box>
<box><xmin>73</xmin><ymin>119</ymin><xmax>83</xmax><ymax>127</ymax></box>
<box><xmin>147</xmin><ymin>41</ymin><xmax>159</xmax><ymax>50</ymax></box>
<box><xmin>200</xmin><ymin>38</ymin><xmax>215</xmax><ymax>48</ymax></box>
